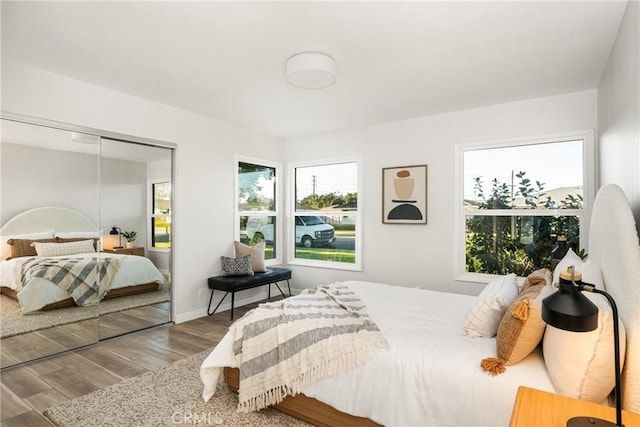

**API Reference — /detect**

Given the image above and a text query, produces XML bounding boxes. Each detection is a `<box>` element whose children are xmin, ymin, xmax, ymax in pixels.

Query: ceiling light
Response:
<box><xmin>286</xmin><ymin>52</ymin><xmax>336</xmax><ymax>89</ymax></box>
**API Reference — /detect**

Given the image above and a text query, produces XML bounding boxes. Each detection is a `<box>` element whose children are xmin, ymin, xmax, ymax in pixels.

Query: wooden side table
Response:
<box><xmin>102</xmin><ymin>246</ymin><xmax>145</xmax><ymax>256</ymax></box>
<box><xmin>510</xmin><ymin>386</ymin><xmax>640</xmax><ymax>426</ymax></box>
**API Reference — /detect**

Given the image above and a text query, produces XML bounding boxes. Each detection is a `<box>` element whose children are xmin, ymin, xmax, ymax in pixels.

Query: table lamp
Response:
<box><xmin>542</xmin><ymin>266</ymin><xmax>624</xmax><ymax>427</ymax></box>
<box><xmin>110</xmin><ymin>226</ymin><xmax>123</xmax><ymax>249</ymax></box>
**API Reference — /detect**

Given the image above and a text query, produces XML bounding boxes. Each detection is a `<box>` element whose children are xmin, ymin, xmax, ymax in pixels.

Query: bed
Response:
<box><xmin>0</xmin><ymin>207</ymin><xmax>165</xmax><ymax>313</ymax></box>
<box><xmin>200</xmin><ymin>184</ymin><xmax>640</xmax><ymax>426</ymax></box>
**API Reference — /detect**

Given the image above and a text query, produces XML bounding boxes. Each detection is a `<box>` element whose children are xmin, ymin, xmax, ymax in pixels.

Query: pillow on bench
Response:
<box><xmin>220</xmin><ymin>254</ymin><xmax>254</xmax><ymax>276</ymax></box>
<box><xmin>234</xmin><ymin>240</ymin><xmax>266</xmax><ymax>273</ymax></box>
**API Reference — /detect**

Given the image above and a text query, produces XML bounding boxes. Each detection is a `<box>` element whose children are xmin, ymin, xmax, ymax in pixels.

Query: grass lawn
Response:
<box><xmin>295</xmin><ymin>247</ymin><xmax>355</xmax><ymax>263</ymax></box>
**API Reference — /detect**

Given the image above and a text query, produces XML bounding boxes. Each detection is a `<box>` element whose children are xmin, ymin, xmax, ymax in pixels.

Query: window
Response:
<box><xmin>150</xmin><ymin>180</ymin><xmax>171</xmax><ymax>249</ymax></box>
<box><xmin>456</xmin><ymin>131</ymin><xmax>594</xmax><ymax>281</ymax></box>
<box><xmin>290</xmin><ymin>159</ymin><xmax>361</xmax><ymax>270</ymax></box>
<box><xmin>236</xmin><ymin>158</ymin><xmax>280</xmax><ymax>262</ymax></box>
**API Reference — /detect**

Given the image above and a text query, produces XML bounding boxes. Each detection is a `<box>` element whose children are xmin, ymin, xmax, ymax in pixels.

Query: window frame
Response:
<box><xmin>287</xmin><ymin>157</ymin><xmax>362</xmax><ymax>271</ymax></box>
<box><xmin>454</xmin><ymin>130</ymin><xmax>596</xmax><ymax>283</ymax></box>
<box><xmin>147</xmin><ymin>178</ymin><xmax>172</xmax><ymax>253</ymax></box>
<box><xmin>234</xmin><ymin>155</ymin><xmax>282</xmax><ymax>266</ymax></box>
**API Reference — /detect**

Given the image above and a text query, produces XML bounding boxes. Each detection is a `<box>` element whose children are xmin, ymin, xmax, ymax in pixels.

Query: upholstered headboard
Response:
<box><xmin>588</xmin><ymin>184</ymin><xmax>640</xmax><ymax>412</ymax></box>
<box><xmin>0</xmin><ymin>206</ymin><xmax>97</xmax><ymax>235</ymax></box>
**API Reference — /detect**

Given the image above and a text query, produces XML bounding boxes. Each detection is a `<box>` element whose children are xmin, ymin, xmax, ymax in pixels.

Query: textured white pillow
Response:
<box><xmin>553</xmin><ymin>248</ymin><xmax>605</xmax><ymax>290</ymax></box>
<box><xmin>33</xmin><ymin>239</ymin><xmax>96</xmax><ymax>257</ymax></box>
<box><xmin>543</xmin><ymin>292</ymin><xmax>626</xmax><ymax>403</ymax></box>
<box><xmin>0</xmin><ymin>230</ymin><xmax>54</xmax><ymax>260</ymax></box>
<box><xmin>464</xmin><ymin>273</ymin><xmax>519</xmax><ymax>338</ymax></box>
<box><xmin>234</xmin><ymin>240</ymin><xmax>266</xmax><ymax>273</ymax></box>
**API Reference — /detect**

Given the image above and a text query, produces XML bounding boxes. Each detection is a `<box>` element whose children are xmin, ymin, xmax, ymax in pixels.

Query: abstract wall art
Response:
<box><xmin>382</xmin><ymin>165</ymin><xmax>427</xmax><ymax>224</ymax></box>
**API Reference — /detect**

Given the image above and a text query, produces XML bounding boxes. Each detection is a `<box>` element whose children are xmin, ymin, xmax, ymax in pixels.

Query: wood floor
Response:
<box><xmin>1</xmin><ymin>302</ymin><xmax>171</xmax><ymax>369</ymax></box>
<box><xmin>0</xmin><ymin>298</ymin><xmax>274</xmax><ymax>426</ymax></box>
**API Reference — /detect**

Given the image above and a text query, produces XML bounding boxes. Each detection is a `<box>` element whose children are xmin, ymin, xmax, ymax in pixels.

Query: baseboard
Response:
<box><xmin>174</xmin><ymin>289</ymin><xmax>270</xmax><ymax>324</ymax></box>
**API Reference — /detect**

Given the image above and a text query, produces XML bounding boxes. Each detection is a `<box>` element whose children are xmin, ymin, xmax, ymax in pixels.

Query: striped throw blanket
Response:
<box><xmin>17</xmin><ymin>257</ymin><xmax>122</xmax><ymax>307</ymax></box>
<box><xmin>231</xmin><ymin>283</ymin><xmax>388</xmax><ymax>412</ymax></box>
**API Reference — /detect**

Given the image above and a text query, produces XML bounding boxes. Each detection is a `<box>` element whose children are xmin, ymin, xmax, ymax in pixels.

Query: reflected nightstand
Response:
<box><xmin>102</xmin><ymin>247</ymin><xmax>145</xmax><ymax>256</ymax></box>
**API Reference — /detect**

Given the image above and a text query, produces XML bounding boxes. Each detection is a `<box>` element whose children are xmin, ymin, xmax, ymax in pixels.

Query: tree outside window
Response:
<box><xmin>461</xmin><ymin>137</ymin><xmax>591</xmax><ymax>277</ymax></box>
<box><xmin>238</xmin><ymin>160</ymin><xmax>278</xmax><ymax>260</ymax></box>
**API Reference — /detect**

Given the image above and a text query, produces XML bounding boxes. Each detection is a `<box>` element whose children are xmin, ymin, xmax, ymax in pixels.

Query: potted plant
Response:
<box><xmin>121</xmin><ymin>230</ymin><xmax>137</xmax><ymax>249</ymax></box>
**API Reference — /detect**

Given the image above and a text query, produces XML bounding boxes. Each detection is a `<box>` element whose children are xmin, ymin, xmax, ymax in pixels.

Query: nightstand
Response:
<box><xmin>510</xmin><ymin>386</ymin><xmax>640</xmax><ymax>426</ymax></box>
<box><xmin>102</xmin><ymin>246</ymin><xmax>145</xmax><ymax>256</ymax></box>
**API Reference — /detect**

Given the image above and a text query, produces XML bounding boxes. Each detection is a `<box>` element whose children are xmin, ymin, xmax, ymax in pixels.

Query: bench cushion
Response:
<box><xmin>208</xmin><ymin>267</ymin><xmax>292</xmax><ymax>292</ymax></box>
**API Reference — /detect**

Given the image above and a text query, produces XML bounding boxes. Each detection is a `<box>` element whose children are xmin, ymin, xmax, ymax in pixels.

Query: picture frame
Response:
<box><xmin>382</xmin><ymin>165</ymin><xmax>427</xmax><ymax>224</ymax></box>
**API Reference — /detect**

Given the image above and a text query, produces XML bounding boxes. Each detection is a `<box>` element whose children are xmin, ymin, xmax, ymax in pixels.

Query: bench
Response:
<box><xmin>207</xmin><ymin>267</ymin><xmax>292</xmax><ymax>320</ymax></box>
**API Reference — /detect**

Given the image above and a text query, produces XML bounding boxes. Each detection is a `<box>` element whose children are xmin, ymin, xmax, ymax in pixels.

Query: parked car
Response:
<box><xmin>246</xmin><ymin>215</ymin><xmax>335</xmax><ymax>248</ymax></box>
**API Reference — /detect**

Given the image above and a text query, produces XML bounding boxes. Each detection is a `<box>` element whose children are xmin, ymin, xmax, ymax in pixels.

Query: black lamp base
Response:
<box><xmin>568</xmin><ymin>416</ymin><xmax>622</xmax><ymax>427</ymax></box>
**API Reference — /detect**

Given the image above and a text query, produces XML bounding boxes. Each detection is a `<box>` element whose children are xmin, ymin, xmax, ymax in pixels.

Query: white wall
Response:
<box><xmin>283</xmin><ymin>90</ymin><xmax>599</xmax><ymax>296</ymax></box>
<box><xmin>100</xmin><ymin>156</ymin><xmax>148</xmax><ymax>249</ymax></box>
<box><xmin>1</xmin><ymin>59</ymin><xmax>284</xmax><ymax>322</ymax></box>
<box><xmin>598</xmin><ymin>0</ymin><xmax>640</xmax><ymax>233</ymax></box>
<box><xmin>0</xmin><ymin>142</ymin><xmax>153</xmax><ymax>253</ymax></box>
<box><xmin>0</xmin><ymin>143</ymin><xmax>100</xmax><ymax>223</ymax></box>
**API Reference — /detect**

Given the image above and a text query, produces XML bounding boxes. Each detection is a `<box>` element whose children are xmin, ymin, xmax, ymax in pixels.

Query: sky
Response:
<box><xmin>295</xmin><ymin>162</ymin><xmax>358</xmax><ymax>200</ymax></box>
<box><xmin>463</xmin><ymin>140</ymin><xmax>583</xmax><ymax>200</ymax></box>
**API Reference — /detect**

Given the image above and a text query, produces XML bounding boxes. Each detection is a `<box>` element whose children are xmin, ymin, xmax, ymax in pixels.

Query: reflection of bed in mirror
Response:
<box><xmin>0</xmin><ymin>206</ymin><xmax>165</xmax><ymax>313</ymax></box>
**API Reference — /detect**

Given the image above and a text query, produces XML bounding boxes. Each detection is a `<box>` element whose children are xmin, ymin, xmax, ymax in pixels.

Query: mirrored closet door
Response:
<box><xmin>0</xmin><ymin>116</ymin><xmax>174</xmax><ymax>368</ymax></box>
<box><xmin>98</xmin><ymin>138</ymin><xmax>172</xmax><ymax>340</ymax></box>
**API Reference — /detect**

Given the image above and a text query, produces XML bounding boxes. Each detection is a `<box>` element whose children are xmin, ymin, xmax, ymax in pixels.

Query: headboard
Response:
<box><xmin>588</xmin><ymin>184</ymin><xmax>640</xmax><ymax>412</ymax></box>
<box><xmin>0</xmin><ymin>206</ymin><xmax>97</xmax><ymax>235</ymax></box>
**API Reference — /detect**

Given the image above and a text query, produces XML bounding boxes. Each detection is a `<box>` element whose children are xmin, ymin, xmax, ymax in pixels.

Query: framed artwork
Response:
<box><xmin>382</xmin><ymin>165</ymin><xmax>427</xmax><ymax>224</ymax></box>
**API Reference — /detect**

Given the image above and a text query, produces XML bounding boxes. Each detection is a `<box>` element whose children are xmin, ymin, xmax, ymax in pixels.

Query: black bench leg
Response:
<box><xmin>230</xmin><ymin>291</ymin><xmax>235</xmax><ymax>320</ymax></box>
<box><xmin>207</xmin><ymin>290</ymin><xmax>230</xmax><ymax>316</ymax></box>
<box><xmin>287</xmin><ymin>278</ymin><xmax>291</xmax><ymax>296</ymax></box>
<box><xmin>274</xmin><ymin>281</ymin><xmax>287</xmax><ymax>298</ymax></box>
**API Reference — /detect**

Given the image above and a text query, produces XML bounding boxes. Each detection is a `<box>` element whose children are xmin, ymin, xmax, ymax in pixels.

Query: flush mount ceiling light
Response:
<box><xmin>286</xmin><ymin>52</ymin><xmax>336</xmax><ymax>89</ymax></box>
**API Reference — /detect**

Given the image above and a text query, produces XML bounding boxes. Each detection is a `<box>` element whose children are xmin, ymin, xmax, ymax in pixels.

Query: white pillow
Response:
<box><xmin>553</xmin><ymin>248</ymin><xmax>605</xmax><ymax>290</ymax></box>
<box><xmin>464</xmin><ymin>273</ymin><xmax>519</xmax><ymax>338</ymax></box>
<box><xmin>543</xmin><ymin>291</ymin><xmax>626</xmax><ymax>403</ymax></box>
<box><xmin>33</xmin><ymin>239</ymin><xmax>96</xmax><ymax>257</ymax></box>
<box><xmin>0</xmin><ymin>230</ymin><xmax>55</xmax><ymax>260</ymax></box>
<box><xmin>55</xmin><ymin>231</ymin><xmax>101</xmax><ymax>239</ymax></box>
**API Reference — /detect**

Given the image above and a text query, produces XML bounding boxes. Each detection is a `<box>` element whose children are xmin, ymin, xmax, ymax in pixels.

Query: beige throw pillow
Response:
<box><xmin>7</xmin><ymin>238</ymin><xmax>57</xmax><ymax>258</ymax></box>
<box><xmin>543</xmin><ymin>291</ymin><xmax>626</xmax><ymax>403</ymax></box>
<box><xmin>234</xmin><ymin>241</ymin><xmax>266</xmax><ymax>273</ymax></box>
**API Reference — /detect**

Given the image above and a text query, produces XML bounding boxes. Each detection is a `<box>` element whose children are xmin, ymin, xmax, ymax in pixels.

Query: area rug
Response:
<box><xmin>44</xmin><ymin>350</ymin><xmax>310</xmax><ymax>427</ymax></box>
<box><xmin>0</xmin><ymin>285</ymin><xmax>170</xmax><ymax>338</ymax></box>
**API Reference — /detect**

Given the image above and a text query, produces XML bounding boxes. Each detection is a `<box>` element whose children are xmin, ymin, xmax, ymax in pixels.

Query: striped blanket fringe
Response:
<box><xmin>18</xmin><ymin>256</ymin><xmax>122</xmax><ymax>307</ymax></box>
<box><xmin>231</xmin><ymin>282</ymin><xmax>389</xmax><ymax>413</ymax></box>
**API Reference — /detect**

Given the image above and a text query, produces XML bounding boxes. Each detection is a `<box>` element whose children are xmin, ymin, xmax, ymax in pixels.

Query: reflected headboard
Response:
<box><xmin>0</xmin><ymin>206</ymin><xmax>97</xmax><ymax>235</ymax></box>
<box><xmin>588</xmin><ymin>184</ymin><xmax>640</xmax><ymax>412</ymax></box>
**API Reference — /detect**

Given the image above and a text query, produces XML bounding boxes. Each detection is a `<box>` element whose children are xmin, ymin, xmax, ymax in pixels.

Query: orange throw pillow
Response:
<box><xmin>481</xmin><ymin>268</ymin><xmax>552</xmax><ymax>376</ymax></box>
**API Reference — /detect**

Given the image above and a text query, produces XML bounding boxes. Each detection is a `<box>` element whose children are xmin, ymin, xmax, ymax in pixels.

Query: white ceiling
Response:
<box><xmin>1</xmin><ymin>1</ymin><xmax>628</xmax><ymax>139</ymax></box>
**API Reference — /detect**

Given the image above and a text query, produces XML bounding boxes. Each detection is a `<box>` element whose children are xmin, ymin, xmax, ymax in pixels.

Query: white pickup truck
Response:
<box><xmin>246</xmin><ymin>215</ymin><xmax>335</xmax><ymax>248</ymax></box>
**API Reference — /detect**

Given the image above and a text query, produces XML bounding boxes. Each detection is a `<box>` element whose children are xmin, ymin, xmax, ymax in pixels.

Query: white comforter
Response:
<box><xmin>200</xmin><ymin>280</ymin><xmax>556</xmax><ymax>427</ymax></box>
<box><xmin>0</xmin><ymin>252</ymin><xmax>165</xmax><ymax>313</ymax></box>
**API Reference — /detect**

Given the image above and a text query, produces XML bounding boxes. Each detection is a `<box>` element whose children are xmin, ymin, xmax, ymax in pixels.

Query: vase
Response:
<box><xmin>126</xmin><ymin>241</ymin><xmax>133</xmax><ymax>249</ymax></box>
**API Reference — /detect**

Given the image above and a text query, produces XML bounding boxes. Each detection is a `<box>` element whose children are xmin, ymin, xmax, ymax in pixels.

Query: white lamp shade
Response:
<box><xmin>286</xmin><ymin>52</ymin><xmax>336</xmax><ymax>89</ymax></box>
